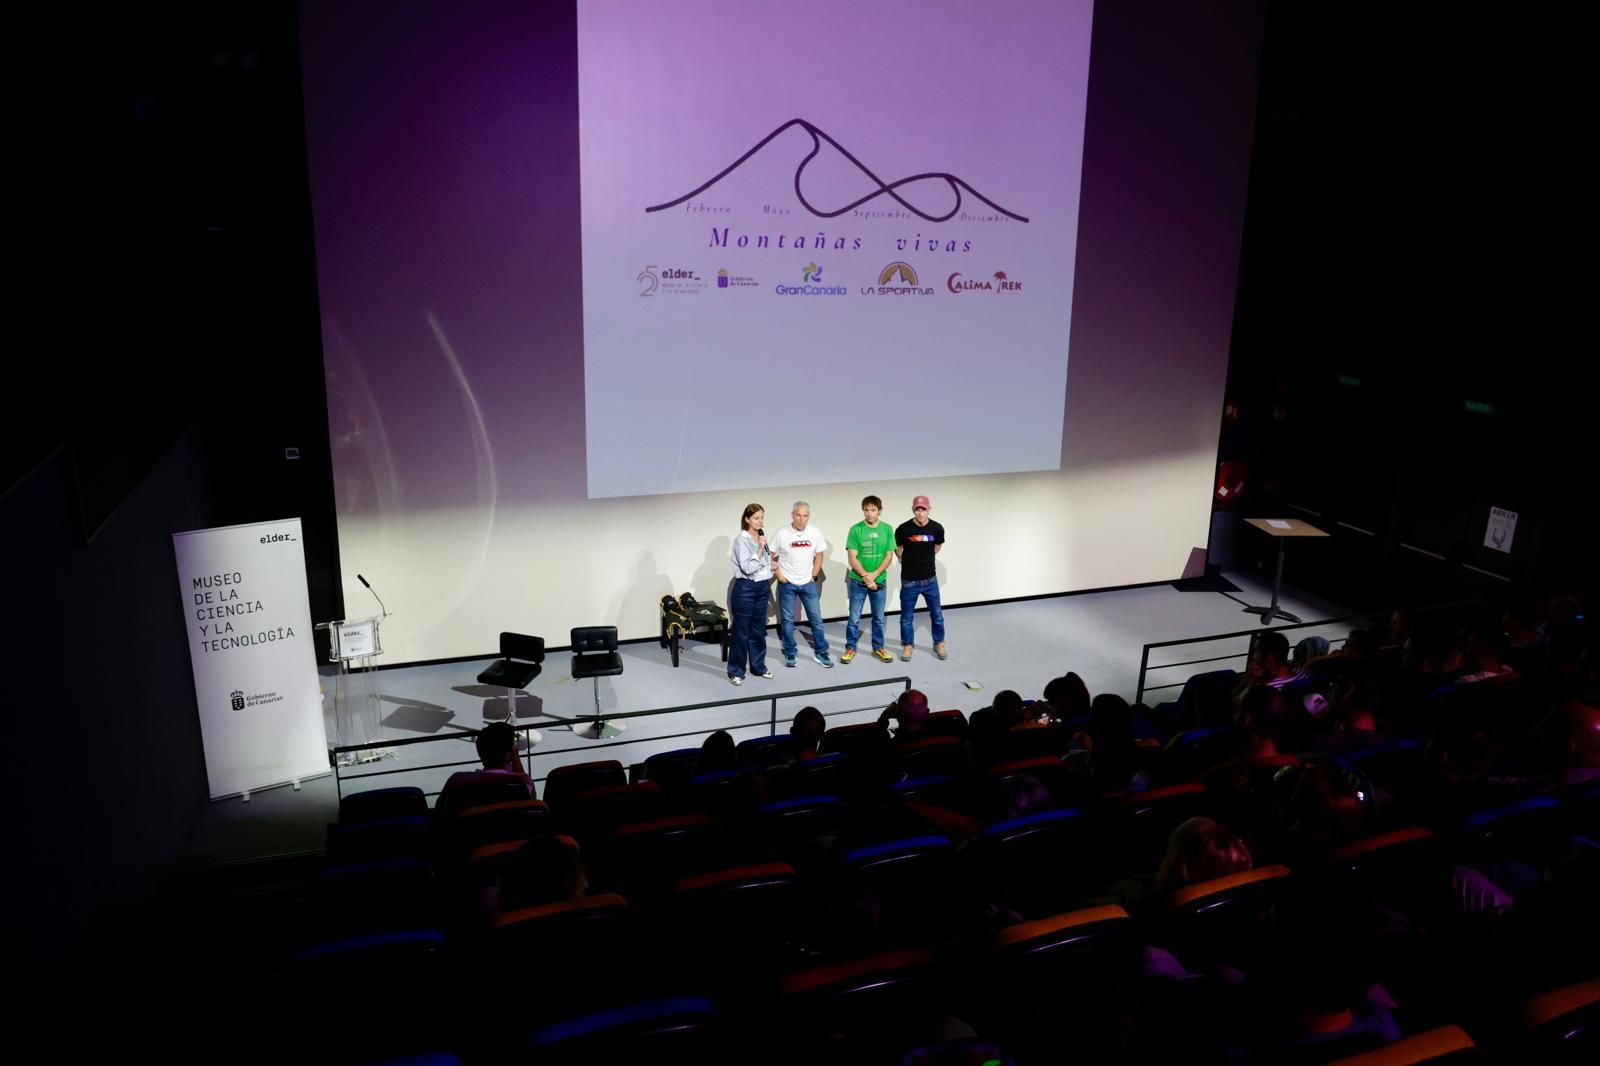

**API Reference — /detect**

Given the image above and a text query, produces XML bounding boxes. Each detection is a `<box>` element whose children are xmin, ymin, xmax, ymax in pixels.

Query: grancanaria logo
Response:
<box><xmin>776</xmin><ymin>262</ymin><xmax>846</xmax><ymax>296</ymax></box>
<box><xmin>877</xmin><ymin>262</ymin><xmax>918</xmax><ymax>286</ymax></box>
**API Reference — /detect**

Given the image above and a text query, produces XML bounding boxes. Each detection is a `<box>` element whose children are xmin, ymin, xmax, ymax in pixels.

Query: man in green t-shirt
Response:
<box><xmin>841</xmin><ymin>495</ymin><xmax>896</xmax><ymax>663</ymax></box>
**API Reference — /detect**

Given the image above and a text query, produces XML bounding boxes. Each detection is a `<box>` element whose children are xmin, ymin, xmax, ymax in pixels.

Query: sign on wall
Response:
<box><xmin>173</xmin><ymin>518</ymin><xmax>328</xmax><ymax>799</ymax></box>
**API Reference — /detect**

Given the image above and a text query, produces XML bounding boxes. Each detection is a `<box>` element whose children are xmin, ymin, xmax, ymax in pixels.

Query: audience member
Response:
<box><xmin>438</xmin><ymin>721</ymin><xmax>536</xmax><ymax>815</ymax></box>
<box><xmin>1043</xmin><ymin>672</ymin><xmax>1091</xmax><ymax>724</ymax></box>
<box><xmin>878</xmin><ymin>688</ymin><xmax>931</xmax><ymax>740</ymax></box>
<box><xmin>790</xmin><ymin>706</ymin><xmax>826</xmax><ymax>760</ymax></box>
<box><xmin>694</xmin><ymin>729</ymin><xmax>737</xmax><ymax>776</ymax></box>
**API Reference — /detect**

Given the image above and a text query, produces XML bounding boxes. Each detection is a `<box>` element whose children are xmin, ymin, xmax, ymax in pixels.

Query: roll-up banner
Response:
<box><xmin>173</xmin><ymin>518</ymin><xmax>328</xmax><ymax>799</ymax></box>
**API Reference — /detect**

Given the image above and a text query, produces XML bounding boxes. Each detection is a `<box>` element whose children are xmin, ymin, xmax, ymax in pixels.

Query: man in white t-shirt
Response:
<box><xmin>771</xmin><ymin>500</ymin><xmax>833</xmax><ymax>668</ymax></box>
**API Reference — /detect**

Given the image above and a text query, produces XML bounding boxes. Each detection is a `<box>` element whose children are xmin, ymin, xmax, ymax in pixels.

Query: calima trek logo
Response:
<box><xmin>946</xmin><ymin>270</ymin><xmax>1023</xmax><ymax>294</ymax></box>
<box><xmin>862</xmin><ymin>261</ymin><xmax>934</xmax><ymax>296</ymax></box>
<box><xmin>775</xmin><ymin>263</ymin><xmax>846</xmax><ymax>296</ymax></box>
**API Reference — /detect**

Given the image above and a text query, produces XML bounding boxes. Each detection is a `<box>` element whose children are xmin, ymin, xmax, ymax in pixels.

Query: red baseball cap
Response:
<box><xmin>912</xmin><ymin>495</ymin><xmax>931</xmax><ymax>510</ymax></box>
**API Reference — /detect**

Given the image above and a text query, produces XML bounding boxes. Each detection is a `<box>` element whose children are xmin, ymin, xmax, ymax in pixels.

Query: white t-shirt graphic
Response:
<box><xmin>772</xmin><ymin>525</ymin><xmax>826</xmax><ymax>586</ymax></box>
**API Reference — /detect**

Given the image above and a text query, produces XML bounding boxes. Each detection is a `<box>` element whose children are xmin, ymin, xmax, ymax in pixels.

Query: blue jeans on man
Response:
<box><xmin>846</xmin><ymin>579</ymin><xmax>887</xmax><ymax>652</ymax></box>
<box><xmin>899</xmin><ymin>577</ymin><xmax>944</xmax><ymax>648</ymax></box>
<box><xmin>778</xmin><ymin>580</ymin><xmax>830</xmax><ymax>660</ymax></box>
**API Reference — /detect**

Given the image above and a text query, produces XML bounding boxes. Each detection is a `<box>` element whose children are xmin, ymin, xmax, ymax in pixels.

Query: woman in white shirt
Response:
<box><xmin>727</xmin><ymin>503</ymin><xmax>775</xmax><ymax>685</ymax></box>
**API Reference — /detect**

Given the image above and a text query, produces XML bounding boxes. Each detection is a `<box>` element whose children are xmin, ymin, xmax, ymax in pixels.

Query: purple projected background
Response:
<box><xmin>301</xmin><ymin>2</ymin><xmax>588</xmax><ymax>518</ymax></box>
<box><xmin>578</xmin><ymin>0</ymin><xmax>1093</xmax><ymax>498</ymax></box>
<box><xmin>299</xmin><ymin>0</ymin><xmax>1265</xmax><ymax>661</ymax></box>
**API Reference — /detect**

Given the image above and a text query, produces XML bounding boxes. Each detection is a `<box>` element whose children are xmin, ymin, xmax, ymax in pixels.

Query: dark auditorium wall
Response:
<box><xmin>0</xmin><ymin>432</ymin><xmax>213</xmax><ymax>970</ymax></box>
<box><xmin>4</xmin><ymin>5</ymin><xmax>337</xmax><ymax>970</ymax></box>
<box><xmin>1211</xmin><ymin>4</ymin><xmax>1584</xmax><ymax>611</ymax></box>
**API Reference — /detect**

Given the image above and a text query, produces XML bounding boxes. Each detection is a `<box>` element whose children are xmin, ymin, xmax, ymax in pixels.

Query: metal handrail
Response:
<box><xmin>1134</xmin><ymin>613</ymin><xmax>1370</xmax><ymax>704</ymax></box>
<box><xmin>330</xmin><ymin>674</ymin><xmax>912</xmax><ymax>800</ymax></box>
<box><xmin>1133</xmin><ymin>599</ymin><xmax>1480</xmax><ymax>704</ymax></box>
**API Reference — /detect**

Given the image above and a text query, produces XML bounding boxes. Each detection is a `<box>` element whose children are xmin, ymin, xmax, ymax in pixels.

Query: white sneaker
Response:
<box><xmin>729</xmin><ymin>675</ymin><xmax>743</xmax><ymax>686</ymax></box>
<box><xmin>758</xmin><ymin>668</ymin><xmax>775</xmax><ymax>679</ymax></box>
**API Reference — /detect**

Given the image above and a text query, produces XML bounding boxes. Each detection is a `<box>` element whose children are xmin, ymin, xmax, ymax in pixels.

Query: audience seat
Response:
<box><xmin>894</xmin><ymin>735</ymin><xmax>969</xmax><ymax>778</ymax></box>
<box><xmin>752</xmin><ymin>795</ymin><xmax>849</xmax><ymax>868</ymax></box>
<box><xmin>339</xmin><ymin>786</ymin><xmax>427</xmax><ymax>824</ymax></box>
<box><xmin>820</xmin><ymin>722</ymin><xmax>889</xmax><ymax>758</ymax></box>
<box><xmin>987</xmin><ymin>755</ymin><xmax>1070</xmax><ymax>798</ymax></box>
<box><xmin>1156</xmin><ymin>864</ymin><xmax>1293</xmax><ymax>971</ymax></box>
<box><xmin>923</xmin><ymin>709</ymin><xmax>969</xmax><ymax>739</ymax></box>
<box><xmin>569</xmin><ymin>782</ymin><xmax>663</xmax><ymax>839</ymax></box>
<box><xmin>978</xmin><ymin>905</ymin><xmax>1136</xmax><ymax>1061</ymax></box>
<box><xmin>326</xmin><ymin>815</ymin><xmax>431</xmax><ymax>863</ymax></box>
<box><xmin>484</xmin><ymin>894</ymin><xmax>639</xmax><ymax>1017</ymax></box>
<box><xmin>313</xmin><ymin>856</ymin><xmax>436</xmax><ymax>937</ymax></box>
<box><xmin>994</xmin><ymin>726</ymin><xmax>1070</xmax><ymax>762</ymax></box>
<box><xmin>737</xmin><ymin>734</ymin><xmax>800</xmax><ymax>769</ymax></box>
<box><xmin>670</xmin><ymin>863</ymin><xmax>802</xmax><ymax>995</ymax></box>
<box><xmin>1323</xmin><ymin>1024</ymin><xmax>1475</xmax><ymax>1064</ymax></box>
<box><xmin>838</xmin><ymin>835</ymin><xmax>958</xmax><ymax>943</ymax></box>
<box><xmin>465</xmin><ymin>834</ymin><xmax>579</xmax><ymax>887</ymax></box>
<box><xmin>1522</xmin><ymin>978</ymin><xmax>1600</xmax><ymax>1059</ymax></box>
<box><xmin>768</xmin><ymin>751</ymin><xmax>847</xmax><ymax>799</ymax></box>
<box><xmin>1341</xmin><ymin>738</ymin><xmax>1425</xmax><ymax>792</ymax></box>
<box><xmin>893</xmin><ymin>774</ymin><xmax>967</xmax><ymax>808</ymax></box>
<box><xmin>1455</xmin><ymin>794</ymin><xmax>1569</xmax><ymax>871</ymax></box>
<box><xmin>525</xmin><ymin>995</ymin><xmax>718</xmax><ymax>1065</ymax></box>
<box><xmin>607</xmin><ymin>815</ymin><xmax>724</xmax><ymax>898</ymax></box>
<box><xmin>433</xmin><ymin>775</ymin><xmax>533</xmax><ymax>818</ymax></box>
<box><xmin>543</xmin><ymin>760</ymin><xmax>626</xmax><ymax>815</ymax></box>
<box><xmin>970</xmin><ymin>808</ymin><xmax>1099</xmax><ymax>916</ymax></box>
<box><xmin>1118</xmin><ymin>782</ymin><xmax>1214</xmax><ymax>870</ymax></box>
<box><xmin>635</xmin><ymin>747</ymin><xmax>701</xmax><ymax>791</ymax></box>
<box><xmin>778</xmin><ymin>947</ymin><xmax>947</xmax><ymax>1056</ymax></box>
<box><xmin>450</xmin><ymin>799</ymin><xmax>553</xmax><ymax>856</ymax></box>
<box><xmin>1163</xmin><ymin>724</ymin><xmax>1237</xmax><ymax>781</ymax></box>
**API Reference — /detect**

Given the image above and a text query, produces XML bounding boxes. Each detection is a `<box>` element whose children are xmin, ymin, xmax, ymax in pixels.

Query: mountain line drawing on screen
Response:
<box><xmin>645</xmin><ymin>118</ymin><xmax>1029</xmax><ymax>224</ymax></box>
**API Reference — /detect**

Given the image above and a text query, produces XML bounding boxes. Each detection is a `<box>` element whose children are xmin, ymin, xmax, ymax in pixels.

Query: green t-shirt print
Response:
<box><xmin>847</xmin><ymin>521</ymin><xmax>892</xmax><ymax>584</ymax></box>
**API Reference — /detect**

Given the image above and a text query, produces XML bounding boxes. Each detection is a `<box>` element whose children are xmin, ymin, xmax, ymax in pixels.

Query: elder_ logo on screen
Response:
<box><xmin>863</xmin><ymin>261</ymin><xmax>934</xmax><ymax>296</ymax></box>
<box><xmin>639</xmin><ymin>264</ymin><xmax>708</xmax><ymax>295</ymax></box>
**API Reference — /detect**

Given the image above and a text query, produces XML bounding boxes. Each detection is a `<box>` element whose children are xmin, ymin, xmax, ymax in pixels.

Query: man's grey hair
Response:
<box><xmin>792</xmin><ymin>500</ymin><xmax>810</xmax><ymax>512</ymax></box>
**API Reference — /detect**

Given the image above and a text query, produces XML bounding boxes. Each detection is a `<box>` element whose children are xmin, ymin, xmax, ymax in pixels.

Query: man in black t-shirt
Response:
<box><xmin>894</xmin><ymin>495</ymin><xmax>946</xmax><ymax>660</ymax></box>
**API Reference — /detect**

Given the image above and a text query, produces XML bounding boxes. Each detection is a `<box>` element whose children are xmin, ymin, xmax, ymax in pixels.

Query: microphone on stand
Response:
<box><xmin>356</xmin><ymin>573</ymin><xmax>389</xmax><ymax>618</ymax></box>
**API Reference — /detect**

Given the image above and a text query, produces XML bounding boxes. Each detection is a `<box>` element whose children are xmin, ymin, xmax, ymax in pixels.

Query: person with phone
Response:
<box><xmin>727</xmin><ymin>503</ymin><xmax>775</xmax><ymax>685</ymax></box>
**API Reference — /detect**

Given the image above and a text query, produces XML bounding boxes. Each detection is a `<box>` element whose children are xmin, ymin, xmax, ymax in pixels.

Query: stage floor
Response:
<box><xmin>185</xmin><ymin>570</ymin><xmax>1358</xmax><ymax>863</ymax></box>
